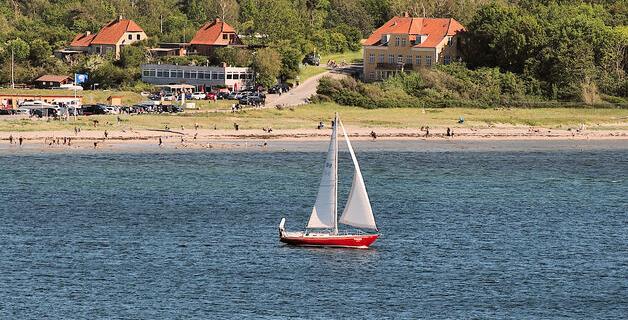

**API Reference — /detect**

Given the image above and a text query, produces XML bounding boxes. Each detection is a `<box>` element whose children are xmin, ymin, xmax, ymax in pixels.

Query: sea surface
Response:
<box><xmin>0</xmin><ymin>141</ymin><xmax>626</xmax><ymax>319</ymax></box>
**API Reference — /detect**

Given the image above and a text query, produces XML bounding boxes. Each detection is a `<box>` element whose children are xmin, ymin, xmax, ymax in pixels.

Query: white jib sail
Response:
<box><xmin>339</xmin><ymin>121</ymin><xmax>378</xmax><ymax>230</ymax></box>
<box><xmin>307</xmin><ymin>120</ymin><xmax>337</xmax><ymax>229</ymax></box>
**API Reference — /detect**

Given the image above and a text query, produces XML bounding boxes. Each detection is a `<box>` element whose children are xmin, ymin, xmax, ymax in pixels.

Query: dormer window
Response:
<box><xmin>447</xmin><ymin>37</ymin><xmax>453</xmax><ymax>46</ymax></box>
<box><xmin>128</xmin><ymin>34</ymin><xmax>132</xmax><ymax>40</ymax></box>
<box><xmin>402</xmin><ymin>38</ymin><xmax>407</xmax><ymax>46</ymax></box>
<box><xmin>395</xmin><ymin>37</ymin><xmax>400</xmax><ymax>46</ymax></box>
<box><xmin>381</xmin><ymin>34</ymin><xmax>390</xmax><ymax>45</ymax></box>
<box><xmin>223</xmin><ymin>34</ymin><xmax>228</xmax><ymax>40</ymax></box>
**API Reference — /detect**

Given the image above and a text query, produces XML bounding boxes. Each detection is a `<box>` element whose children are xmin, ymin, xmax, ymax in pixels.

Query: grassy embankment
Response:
<box><xmin>0</xmin><ymin>102</ymin><xmax>626</xmax><ymax>132</ymax></box>
<box><xmin>298</xmin><ymin>50</ymin><xmax>364</xmax><ymax>82</ymax></box>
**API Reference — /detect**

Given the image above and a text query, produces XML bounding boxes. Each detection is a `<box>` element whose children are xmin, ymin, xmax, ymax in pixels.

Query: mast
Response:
<box><xmin>333</xmin><ymin>112</ymin><xmax>339</xmax><ymax>235</ymax></box>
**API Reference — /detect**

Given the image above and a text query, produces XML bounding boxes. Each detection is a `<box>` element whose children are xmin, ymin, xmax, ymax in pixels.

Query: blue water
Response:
<box><xmin>0</xmin><ymin>144</ymin><xmax>626</xmax><ymax>319</ymax></box>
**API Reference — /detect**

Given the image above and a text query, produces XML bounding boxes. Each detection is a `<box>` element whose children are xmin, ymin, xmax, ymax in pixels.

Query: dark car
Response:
<box><xmin>239</xmin><ymin>93</ymin><xmax>266</xmax><ymax>106</ymax></box>
<box><xmin>302</xmin><ymin>53</ymin><xmax>321</xmax><ymax>66</ymax></box>
<box><xmin>268</xmin><ymin>83</ymin><xmax>290</xmax><ymax>94</ymax></box>
<box><xmin>217</xmin><ymin>92</ymin><xmax>230</xmax><ymax>100</ymax></box>
<box><xmin>160</xmin><ymin>105</ymin><xmax>183</xmax><ymax>113</ymax></box>
<box><xmin>31</xmin><ymin>108</ymin><xmax>59</xmax><ymax>118</ymax></box>
<box><xmin>81</xmin><ymin>104</ymin><xmax>108</xmax><ymax>115</ymax></box>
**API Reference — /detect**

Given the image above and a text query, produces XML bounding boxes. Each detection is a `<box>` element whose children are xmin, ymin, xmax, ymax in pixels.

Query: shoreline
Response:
<box><xmin>1</xmin><ymin>127</ymin><xmax>627</xmax><ymax>153</ymax></box>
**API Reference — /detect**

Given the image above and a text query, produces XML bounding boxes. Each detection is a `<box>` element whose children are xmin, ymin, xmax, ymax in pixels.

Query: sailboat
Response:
<box><xmin>278</xmin><ymin>113</ymin><xmax>379</xmax><ymax>248</ymax></box>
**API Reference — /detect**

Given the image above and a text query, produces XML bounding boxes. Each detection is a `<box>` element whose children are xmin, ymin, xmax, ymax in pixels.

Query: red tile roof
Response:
<box><xmin>190</xmin><ymin>18</ymin><xmax>240</xmax><ymax>46</ymax></box>
<box><xmin>364</xmin><ymin>16</ymin><xmax>465</xmax><ymax>48</ymax></box>
<box><xmin>90</xmin><ymin>19</ymin><xmax>145</xmax><ymax>45</ymax></box>
<box><xmin>70</xmin><ymin>32</ymin><xmax>96</xmax><ymax>47</ymax></box>
<box><xmin>35</xmin><ymin>75</ymin><xmax>72</xmax><ymax>83</ymax></box>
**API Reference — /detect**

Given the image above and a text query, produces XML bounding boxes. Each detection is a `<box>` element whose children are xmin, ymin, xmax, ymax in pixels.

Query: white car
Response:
<box><xmin>163</xmin><ymin>93</ymin><xmax>177</xmax><ymax>101</ymax></box>
<box><xmin>105</xmin><ymin>106</ymin><xmax>119</xmax><ymax>114</ymax></box>
<box><xmin>19</xmin><ymin>100</ymin><xmax>54</xmax><ymax>109</ymax></box>
<box><xmin>191</xmin><ymin>92</ymin><xmax>206</xmax><ymax>100</ymax></box>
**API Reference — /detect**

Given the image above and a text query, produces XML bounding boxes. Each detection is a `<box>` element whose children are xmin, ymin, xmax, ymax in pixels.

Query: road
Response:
<box><xmin>265</xmin><ymin>65</ymin><xmax>358</xmax><ymax>108</ymax></box>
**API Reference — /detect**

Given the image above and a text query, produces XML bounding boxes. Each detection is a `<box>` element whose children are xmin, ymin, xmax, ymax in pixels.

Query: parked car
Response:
<box><xmin>205</xmin><ymin>92</ymin><xmax>217</xmax><ymax>100</ymax></box>
<box><xmin>191</xmin><ymin>92</ymin><xmax>206</xmax><ymax>100</ymax></box>
<box><xmin>19</xmin><ymin>100</ymin><xmax>54</xmax><ymax>109</ymax></box>
<box><xmin>81</xmin><ymin>104</ymin><xmax>108</xmax><ymax>115</ymax></box>
<box><xmin>217</xmin><ymin>92</ymin><xmax>230</xmax><ymax>100</ymax></box>
<box><xmin>303</xmin><ymin>53</ymin><xmax>321</xmax><ymax>66</ymax></box>
<box><xmin>268</xmin><ymin>83</ymin><xmax>291</xmax><ymax>94</ymax></box>
<box><xmin>149</xmin><ymin>93</ymin><xmax>162</xmax><ymax>101</ymax></box>
<box><xmin>104</xmin><ymin>106</ymin><xmax>120</xmax><ymax>114</ymax></box>
<box><xmin>31</xmin><ymin>107</ymin><xmax>59</xmax><ymax>118</ymax></box>
<box><xmin>160</xmin><ymin>105</ymin><xmax>183</xmax><ymax>113</ymax></box>
<box><xmin>239</xmin><ymin>93</ymin><xmax>266</xmax><ymax>106</ymax></box>
<box><xmin>163</xmin><ymin>93</ymin><xmax>176</xmax><ymax>101</ymax></box>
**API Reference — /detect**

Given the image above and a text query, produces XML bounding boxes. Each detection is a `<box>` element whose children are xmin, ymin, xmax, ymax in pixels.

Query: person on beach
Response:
<box><xmin>9</xmin><ymin>134</ymin><xmax>13</xmax><ymax>144</ymax></box>
<box><xmin>195</xmin><ymin>123</ymin><xmax>199</xmax><ymax>131</ymax></box>
<box><xmin>451</xmin><ymin>129</ymin><xmax>454</xmax><ymax>137</ymax></box>
<box><xmin>63</xmin><ymin>137</ymin><xmax>67</xmax><ymax>145</ymax></box>
<box><xmin>447</xmin><ymin>128</ymin><xmax>451</xmax><ymax>137</ymax></box>
<box><xmin>159</xmin><ymin>137</ymin><xmax>163</xmax><ymax>147</ymax></box>
<box><xmin>67</xmin><ymin>137</ymin><xmax>71</xmax><ymax>146</ymax></box>
<box><xmin>19</xmin><ymin>137</ymin><xmax>23</xmax><ymax>146</ymax></box>
<box><xmin>234</xmin><ymin>123</ymin><xmax>239</xmax><ymax>131</ymax></box>
<box><xmin>425</xmin><ymin>127</ymin><xmax>430</xmax><ymax>137</ymax></box>
<box><xmin>104</xmin><ymin>130</ymin><xmax>108</xmax><ymax>139</ymax></box>
<box><xmin>93</xmin><ymin>141</ymin><xmax>98</xmax><ymax>149</ymax></box>
<box><xmin>370</xmin><ymin>131</ymin><xmax>377</xmax><ymax>140</ymax></box>
<box><xmin>194</xmin><ymin>133</ymin><xmax>198</xmax><ymax>140</ymax></box>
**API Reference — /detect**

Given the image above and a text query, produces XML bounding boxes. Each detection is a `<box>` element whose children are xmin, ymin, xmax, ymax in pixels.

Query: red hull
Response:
<box><xmin>280</xmin><ymin>233</ymin><xmax>379</xmax><ymax>248</ymax></box>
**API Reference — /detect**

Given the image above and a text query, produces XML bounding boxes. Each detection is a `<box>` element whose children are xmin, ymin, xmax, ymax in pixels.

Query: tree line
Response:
<box><xmin>0</xmin><ymin>0</ymin><xmax>625</xmax><ymax>102</ymax></box>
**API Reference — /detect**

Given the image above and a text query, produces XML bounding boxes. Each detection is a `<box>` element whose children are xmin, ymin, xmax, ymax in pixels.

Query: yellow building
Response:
<box><xmin>66</xmin><ymin>16</ymin><xmax>147</xmax><ymax>59</ymax></box>
<box><xmin>362</xmin><ymin>14</ymin><xmax>465</xmax><ymax>82</ymax></box>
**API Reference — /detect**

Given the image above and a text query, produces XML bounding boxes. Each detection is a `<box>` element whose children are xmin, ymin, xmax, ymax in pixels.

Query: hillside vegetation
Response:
<box><xmin>0</xmin><ymin>0</ymin><xmax>625</xmax><ymax>104</ymax></box>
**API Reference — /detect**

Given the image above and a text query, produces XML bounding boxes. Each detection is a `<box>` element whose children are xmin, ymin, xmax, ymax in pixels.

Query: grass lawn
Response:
<box><xmin>0</xmin><ymin>102</ymin><xmax>626</xmax><ymax>132</ymax></box>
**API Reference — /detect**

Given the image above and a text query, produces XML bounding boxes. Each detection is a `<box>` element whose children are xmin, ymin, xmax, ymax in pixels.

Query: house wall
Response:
<box><xmin>141</xmin><ymin>64</ymin><xmax>253</xmax><ymax>90</ymax></box>
<box><xmin>362</xmin><ymin>33</ymin><xmax>462</xmax><ymax>82</ymax></box>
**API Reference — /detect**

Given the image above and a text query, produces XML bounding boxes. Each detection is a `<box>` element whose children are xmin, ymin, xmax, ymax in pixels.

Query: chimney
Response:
<box><xmin>403</xmin><ymin>11</ymin><xmax>410</xmax><ymax>18</ymax></box>
<box><xmin>85</xmin><ymin>31</ymin><xmax>91</xmax><ymax>36</ymax></box>
<box><xmin>118</xmin><ymin>15</ymin><xmax>123</xmax><ymax>21</ymax></box>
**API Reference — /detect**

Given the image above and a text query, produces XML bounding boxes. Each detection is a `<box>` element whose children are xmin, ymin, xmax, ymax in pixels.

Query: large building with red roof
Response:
<box><xmin>65</xmin><ymin>16</ymin><xmax>147</xmax><ymax>59</ymax></box>
<box><xmin>189</xmin><ymin>18</ymin><xmax>243</xmax><ymax>56</ymax></box>
<box><xmin>362</xmin><ymin>13</ymin><xmax>465</xmax><ymax>81</ymax></box>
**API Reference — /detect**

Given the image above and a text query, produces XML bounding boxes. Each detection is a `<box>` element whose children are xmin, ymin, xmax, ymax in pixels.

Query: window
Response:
<box><xmin>184</xmin><ymin>71</ymin><xmax>191</xmax><ymax>79</ymax></box>
<box><xmin>406</xmin><ymin>55</ymin><xmax>412</xmax><ymax>64</ymax></box>
<box><xmin>148</xmin><ymin>70</ymin><xmax>155</xmax><ymax>77</ymax></box>
<box><xmin>218</xmin><ymin>73</ymin><xmax>225</xmax><ymax>80</ymax></box>
<box><xmin>226</xmin><ymin>73</ymin><xmax>233</xmax><ymax>80</ymax></box>
<box><xmin>157</xmin><ymin>70</ymin><xmax>164</xmax><ymax>78</ymax></box>
<box><xmin>388</xmin><ymin>54</ymin><xmax>394</xmax><ymax>64</ymax></box>
<box><xmin>240</xmin><ymin>73</ymin><xmax>247</xmax><ymax>80</ymax></box>
<box><xmin>369</xmin><ymin>53</ymin><xmax>375</xmax><ymax>64</ymax></box>
<box><xmin>395</xmin><ymin>37</ymin><xmax>400</xmax><ymax>46</ymax></box>
<box><xmin>205</xmin><ymin>72</ymin><xmax>212</xmax><ymax>79</ymax></box>
<box><xmin>212</xmin><ymin>73</ymin><xmax>218</xmax><ymax>80</ymax></box>
<box><xmin>397</xmin><ymin>55</ymin><xmax>403</xmax><ymax>64</ymax></box>
<box><xmin>177</xmin><ymin>70</ymin><xmax>183</xmax><ymax>78</ymax></box>
<box><xmin>223</xmin><ymin>34</ymin><xmax>228</xmax><ymax>40</ymax></box>
<box><xmin>128</xmin><ymin>34</ymin><xmax>132</xmax><ymax>40</ymax></box>
<box><xmin>402</xmin><ymin>38</ymin><xmax>407</xmax><ymax>46</ymax></box>
<box><xmin>233</xmin><ymin>73</ymin><xmax>239</xmax><ymax>80</ymax></box>
<box><xmin>369</xmin><ymin>72</ymin><xmax>375</xmax><ymax>80</ymax></box>
<box><xmin>137</xmin><ymin>34</ymin><xmax>141</xmax><ymax>40</ymax></box>
<box><xmin>444</xmin><ymin>55</ymin><xmax>451</xmax><ymax>65</ymax></box>
<box><xmin>425</xmin><ymin>55</ymin><xmax>432</xmax><ymax>66</ymax></box>
<box><xmin>379</xmin><ymin>54</ymin><xmax>384</xmax><ymax>63</ymax></box>
<box><xmin>416</xmin><ymin>55</ymin><xmax>421</xmax><ymax>66</ymax></box>
<box><xmin>447</xmin><ymin>37</ymin><xmax>453</xmax><ymax>46</ymax></box>
<box><xmin>143</xmin><ymin>70</ymin><xmax>150</xmax><ymax>77</ymax></box>
<box><xmin>190</xmin><ymin>71</ymin><xmax>197</xmax><ymax>79</ymax></box>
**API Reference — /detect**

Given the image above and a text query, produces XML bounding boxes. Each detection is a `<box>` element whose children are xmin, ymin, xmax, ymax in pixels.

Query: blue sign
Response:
<box><xmin>75</xmin><ymin>73</ymin><xmax>88</xmax><ymax>84</ymax></box>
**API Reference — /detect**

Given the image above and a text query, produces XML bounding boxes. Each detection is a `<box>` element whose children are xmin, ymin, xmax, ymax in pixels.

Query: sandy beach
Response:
<box><xmin>1</xmin><ymin>126</ymin><xmax>627</xmax><ymax>153</ymax></box>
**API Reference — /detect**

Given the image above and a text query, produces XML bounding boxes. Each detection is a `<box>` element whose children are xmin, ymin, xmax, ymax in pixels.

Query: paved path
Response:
<box><xmin>265</xmin><ymin>66</ymin><xmax>357</xmax><ymax>108</ymax></box>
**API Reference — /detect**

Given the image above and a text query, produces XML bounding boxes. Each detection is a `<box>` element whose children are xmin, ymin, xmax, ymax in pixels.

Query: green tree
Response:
<box><xmin>118</xmin><ymin>45</ymin><xmax>147</xmax><ymax>68</ymax></box>
<box><xmin>252</xmin><ymin>47</ymin><xmax>281</xmax><ymax>87</ymax></box>
<box><xmin>29</xmin><ymin>39</ymin><xmax>52</xmax><ymax>66</ymax></box>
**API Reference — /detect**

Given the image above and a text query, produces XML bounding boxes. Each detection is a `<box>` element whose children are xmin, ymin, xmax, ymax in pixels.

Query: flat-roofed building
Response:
<box><xmin>141</xmin><ymin>63</ymin><xmax>253</xmax><ymax>91</ymax></box>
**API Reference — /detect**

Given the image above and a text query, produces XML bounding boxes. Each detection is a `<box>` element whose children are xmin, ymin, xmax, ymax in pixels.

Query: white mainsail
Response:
<box><xmin>338</xmin><ymin>121</ymin><xmax>378</xmax><ymax>230</ymax></box>
<box><xmin>307</xmin><ymin>118</ymin><xmax>337</xmax><ymax>229</ymax></box>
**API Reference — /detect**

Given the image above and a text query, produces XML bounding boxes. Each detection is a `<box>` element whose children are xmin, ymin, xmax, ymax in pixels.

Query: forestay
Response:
<box><xmin>338</xmin><ymin>121</ymin><xmax>378</xmax><ymax>230</ymax></box>
<box><xmin>307</xmin><ymin>120</ymin><xmax>337</xmax><ymax>229</ymax></box>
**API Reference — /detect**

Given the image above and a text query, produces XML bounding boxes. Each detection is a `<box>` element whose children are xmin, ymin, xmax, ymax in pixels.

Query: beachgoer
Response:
<box><xmin>234</xmin><ymin>123</ymin><xmax>239</xmax><ymax>131</ymax></box>
<box><xmin>425</xmin><ymin>127</ymin><xmax>430</xmax><ymax>137</ymax></box>
<box><xmin>195</xmin><ymin>123</ymin><xmax>199</xmax><ymax>131</ymax></box>
<box><xmin>194</xmin><ymin>133</ymin><xmax>198</xmax><ymax>140</ymax></box>
<box><xmin>93</xmin><ymin>142</ymin><xmax>98</xmax><ymax>149</ymax></box>
<box><xmin>451</xmin><ymin>129</ymin><xmax>454</xmax><ymax>137</ymax></box>
<box><xmin>104</xmin><ymin>130</ymin><xmax>108</xmax><ymax>139</ymax></box>
<box><xmin>9</xmin><ymin>134</ymin><xmax>13</xmax><ymax>144</ymax></box>
<box><xmin>268</xmin><ymin>127</ymin><xmax>273</xmax><ymax>133</ymax></box>
<box><xmin>159</xmin><ymin>137</ymin><xmax>163</xmax><ymax>146</ymax></box>
<box><xmin>68</xmin><ymin>138</ymin><xmax>71</xmax><ymax>146</ymax></box>
<box><xmin>63</xmin><ymin>137</ymin><xmax>67</xmax><ymax>145</ymax></box>
<box><xmin>18</xmin><ymin>137</ymin><xmax>23</xmax><ymax>146</ymax></box>
<box><xmin>370</xmin><ymin>131</ymin><xmax>377</xmax><ymax>140</ymax></box>
<box><xmin>446</xmin><ymin>128</ymin><xmax>451</xmax><ymax>137</ymax></box>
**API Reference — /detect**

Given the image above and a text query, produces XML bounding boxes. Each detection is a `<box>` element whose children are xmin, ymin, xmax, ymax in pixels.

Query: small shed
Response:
<box><xmin>34</xmin><ymin>75</ymin><xmax>73</xmax><ymax>89</ymax></box>
<box><xmin>107</xmin><ymin>96</ymin><xmax>123</xmax><ymax>106</ymax></box>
